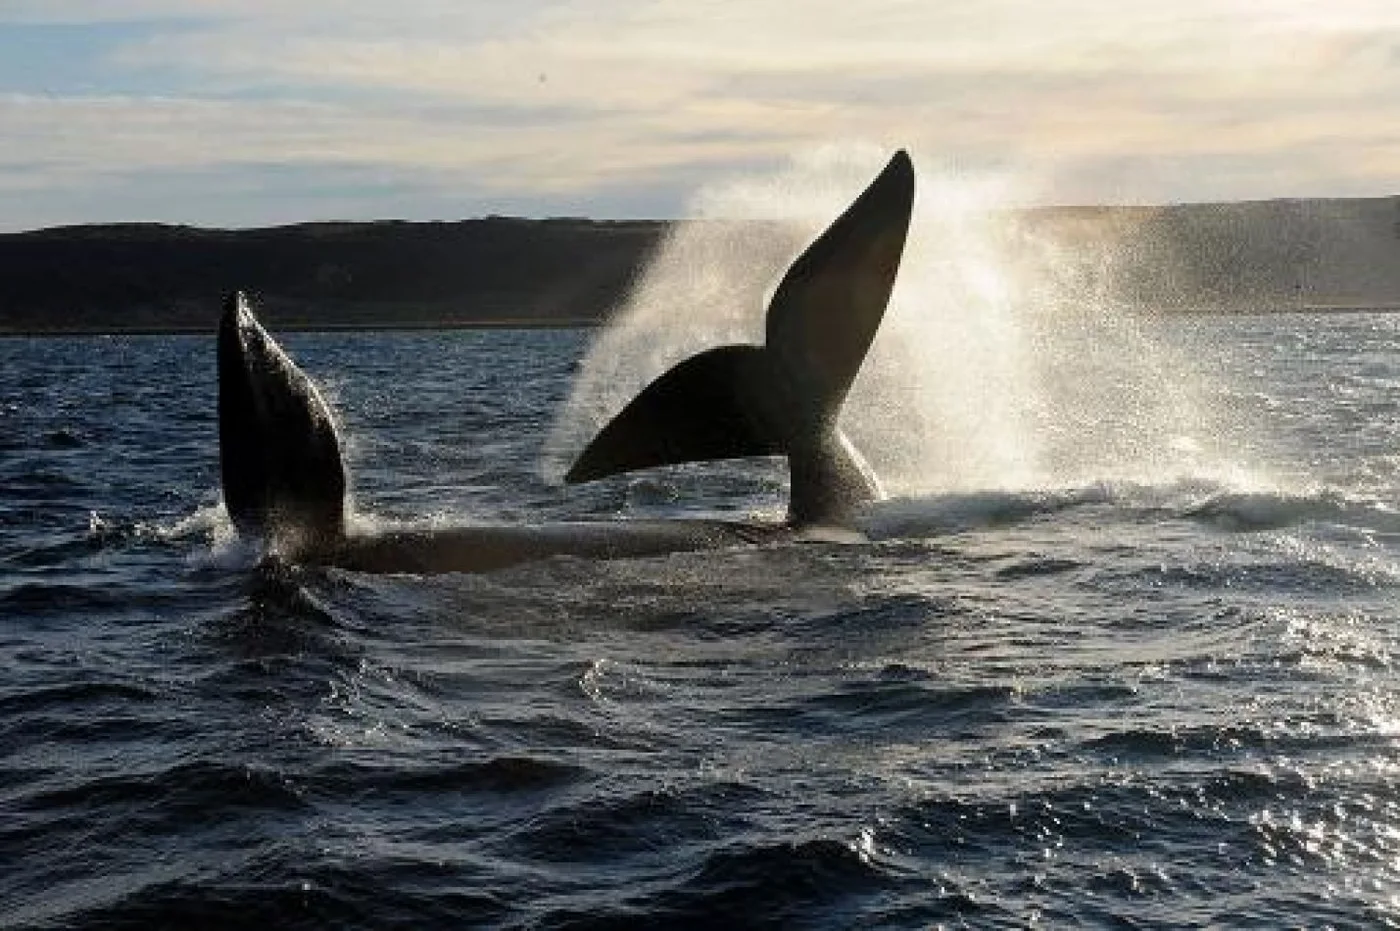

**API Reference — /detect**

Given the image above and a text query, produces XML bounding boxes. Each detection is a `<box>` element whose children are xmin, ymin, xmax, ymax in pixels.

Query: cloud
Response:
<box><xmin>1</xmin><ymin>1</ymin><xmax>1399</xmax><ymax>227</ymax></box>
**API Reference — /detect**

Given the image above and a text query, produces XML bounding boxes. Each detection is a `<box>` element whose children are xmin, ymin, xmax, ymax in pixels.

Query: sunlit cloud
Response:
<box><xmin>1</xmin><ymin>1</ymin><xmax>1398</xmax><ymax>228</ymax></box>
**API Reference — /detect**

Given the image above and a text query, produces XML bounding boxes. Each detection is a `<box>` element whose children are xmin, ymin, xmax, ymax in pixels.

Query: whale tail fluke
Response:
<box><xmin>215</xmin><ymin>150</ymin><xmax>914</xmax><ymax>545</ymax></box>
<box><xmin>218</xmin><ymin>291</ymin><xmax>347</xmax><ymax>551</ymax></box>
<box><xmin>561</xmin><ymin>345</ymin><xmax>783</xmax><ymax>483</ymax></box>
<box><xmin>566</xmin><ymin>149</ymin><xmax>915</xmax><ymax>526</ymax></box>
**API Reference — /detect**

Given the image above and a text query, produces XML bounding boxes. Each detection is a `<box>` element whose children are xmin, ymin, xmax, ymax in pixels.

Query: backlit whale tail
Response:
<box><xmin>218</xmin><ymin>291</ymin><xmax>347</xmax><ymax>551</ymax></box>
<box><xmin>565</xmin><ymin>149</ymin><xmax>915</xmax><ymax>526</ymax></box>
<box><xmin>216</xmin><ymin>149</ymin><xmax>914</xmax><ymax>552</ymax></box>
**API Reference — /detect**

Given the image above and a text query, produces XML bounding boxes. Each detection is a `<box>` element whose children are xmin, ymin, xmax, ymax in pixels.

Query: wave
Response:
<box><xmin>1076</xmin><ymin>722</ymin><xmax>1393</xmax><ymax>761</ymax></box>
<box><xmin>0</xmin><ymin>580</ymin><xmax>137</xmax><ymax>615</ymax></box>
<box><xmin>4</xmin><ymin>503</ymin><xmax>242</xmax><ymax>572</ymax></box>
<box><xmin>13</xmin><ymin>760</ymin><xmax>308</xmax><ymax>820</ymax></box>
<box><xmin>864</xmin><ymin>479</ymin><xmax>1400</xmax><ymax>539</ymax></box>
<box><xmin>6</xmin><ymin>852</ymin><xmax>510</xmax><ymax>931</ymax></box>
<box><xmin>0</xmin><ymin>680</ymin><xmax>158</xmax><ymax>717</ymax></box>
<box><xmin>605</xmin><ymin>835</ymin><xmax>897</xmax><ymax>928</ymax></box>
<box><xmin>1180</xmin><ymin>489</ymin><xmax>1400</xmax><ymax>534</ymax></box>
<box><xmin>866</xmin><ymin>485</ymin><xmax>1115</xmax><ymax>537</ymax></box>
<box><xmin>305</xmin><ymin>755</ymin><xmax>587</xmax><ymax>797</ymax></box>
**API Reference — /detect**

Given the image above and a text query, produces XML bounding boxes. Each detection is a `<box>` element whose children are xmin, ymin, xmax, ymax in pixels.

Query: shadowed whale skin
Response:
<box><xmin>217</xmin><ymin>150</ymin><xmax>915</xmax><ymax>574</ymax></box>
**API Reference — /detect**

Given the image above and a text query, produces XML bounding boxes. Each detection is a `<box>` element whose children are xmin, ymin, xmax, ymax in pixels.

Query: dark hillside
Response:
<box><xmin>0</xmin><ymin>217</ymin><xmax>667</xmax><ymax>332</ymax></box>
<box><xmin>2</xmin><ymin>195</ymin><xmax>1398</xmax><ymax>334</ymax></box>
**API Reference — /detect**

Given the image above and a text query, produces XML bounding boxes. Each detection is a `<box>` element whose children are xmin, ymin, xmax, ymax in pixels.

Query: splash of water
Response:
<box><xmin>547</xmin><ymin>146</ymin><xmax>1271</xmax><ymax>496</ymax></box>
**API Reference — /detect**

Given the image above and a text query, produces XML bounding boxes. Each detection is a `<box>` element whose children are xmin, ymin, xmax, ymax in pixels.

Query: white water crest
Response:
<box><xmin>547</xmin><ymin>145</ymin><xmax>1275</xmax><ymax>496</ymax></box>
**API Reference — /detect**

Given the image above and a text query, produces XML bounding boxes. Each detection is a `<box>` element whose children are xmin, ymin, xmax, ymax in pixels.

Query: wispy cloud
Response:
<box><xmin>1</xmin><ymin>1</ymin><xmax>1398</xmax><ymax>228</ymax></box>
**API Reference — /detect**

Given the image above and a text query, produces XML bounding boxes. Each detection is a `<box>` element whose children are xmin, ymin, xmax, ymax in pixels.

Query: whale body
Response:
<box><xmin>217</xmin><ymin>150</ymin><xmax>915</xmax><ymax>574</ymax></box>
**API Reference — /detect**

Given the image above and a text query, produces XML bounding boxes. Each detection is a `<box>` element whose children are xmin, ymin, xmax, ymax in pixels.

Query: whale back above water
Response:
<box><xmin>216</xmin><ymin>150</ymin><xmax>916</xmax><ymax>571</ymax></box>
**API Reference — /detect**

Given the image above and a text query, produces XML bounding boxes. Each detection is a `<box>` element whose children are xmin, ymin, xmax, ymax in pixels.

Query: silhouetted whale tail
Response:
<box><xmin>565</xmin><ymin>149</ymin><xmax>915</xmax><ymax>526</ymax></box>
<box><xmin>218</xmin><ymin>291</ymin><xmax>347</xmax><ymax>551</ymax></box>
<box><xmin>216</xmin><ymin>150</ymin><xmax>913</xmax><ymax>553</ymax></box>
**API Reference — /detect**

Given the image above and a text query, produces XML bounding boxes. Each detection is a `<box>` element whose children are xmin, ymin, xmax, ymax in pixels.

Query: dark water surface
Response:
<box><xmin>3</xmin><ymin>316</ymin><xmax>1399</xmax><ymax>928</ymax></box>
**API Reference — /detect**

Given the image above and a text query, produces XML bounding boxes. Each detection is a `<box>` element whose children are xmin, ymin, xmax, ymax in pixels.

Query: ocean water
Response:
<box><xmin>2</xmin><ymin>312</ymin><xmax>1399</xmax><ymax>929</ymax></box>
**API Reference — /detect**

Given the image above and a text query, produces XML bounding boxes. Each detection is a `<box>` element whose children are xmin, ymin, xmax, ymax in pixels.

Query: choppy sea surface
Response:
<box><xmin>3</xmin><ymin>312</ymin><xmax>1399</xmax><ymax>929</ymax></box>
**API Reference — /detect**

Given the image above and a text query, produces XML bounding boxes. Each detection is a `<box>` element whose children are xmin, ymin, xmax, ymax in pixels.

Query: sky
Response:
<box><xmin>1</xmin><ymin>1</ymin><xmax>1398</xmax><ymax>230</ymax></box>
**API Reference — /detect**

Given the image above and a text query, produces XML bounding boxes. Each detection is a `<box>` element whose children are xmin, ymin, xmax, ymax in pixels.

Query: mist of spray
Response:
<box><xmin>546</xmin><ymin>145</ymin><xmax>1266</xmax><ymax>495</ymax></box>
